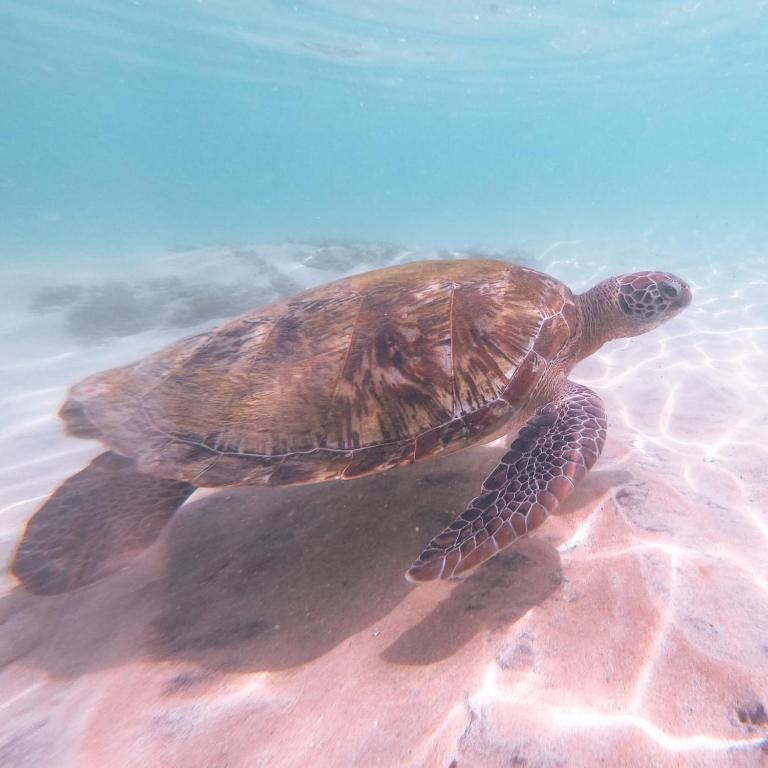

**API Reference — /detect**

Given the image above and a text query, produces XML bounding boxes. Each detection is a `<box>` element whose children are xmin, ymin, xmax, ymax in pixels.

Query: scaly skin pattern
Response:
<box><xmin>406</xmin><ymin>382</ymin><xmax>607</xmax><ymax>581</ymax></box>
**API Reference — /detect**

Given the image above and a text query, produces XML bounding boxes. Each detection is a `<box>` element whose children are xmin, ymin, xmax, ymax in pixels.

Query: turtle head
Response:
<box><xmin>604</xmin><ymin>271</ymin><xmax>692</xmax><ymax>338</ymax></box>
<box><xmin>581</xmin><ymin>271</ymin><xmax>692</xmax><ymax>347</ymax></box>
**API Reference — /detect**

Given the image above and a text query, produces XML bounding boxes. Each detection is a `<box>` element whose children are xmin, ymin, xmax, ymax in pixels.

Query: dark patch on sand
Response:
<box><xmin>163</xmin><ymin>669</ymin><xmax>216</xmax><ymax>695</ymax></box>
<box><xmin>737</xmin><ymin>701</ymin><xmax>768</xmax><ymax>728</ymax></box>
<box><xmin>28</xmin><ymin>241</ymin><xmax>536</xmax><ymax>343</ymax></box>
<box><xmin>30</xmin><ymin>278</ymin><xmax>274</xmax><ymax>343</ymax></box>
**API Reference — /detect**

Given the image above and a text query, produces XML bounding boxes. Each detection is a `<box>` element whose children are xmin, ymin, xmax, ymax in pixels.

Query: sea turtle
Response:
<box><xmin>12</xmin><ymin>260</ymin><xmax>691</xmax><ymax>595</ymax></box>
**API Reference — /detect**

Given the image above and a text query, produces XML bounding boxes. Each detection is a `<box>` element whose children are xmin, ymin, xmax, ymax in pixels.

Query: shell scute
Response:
<box><xmin>61</xmin><ymin>260</ymin><xmax>572</xmax><ymax>485</ymax></box>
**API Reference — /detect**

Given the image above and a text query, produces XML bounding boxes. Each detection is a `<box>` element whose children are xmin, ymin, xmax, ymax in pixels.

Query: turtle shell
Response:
<box><xmin>61</xmin><ymin>260</ymin><xmax>576</xmax><ymax>486</ymax></box>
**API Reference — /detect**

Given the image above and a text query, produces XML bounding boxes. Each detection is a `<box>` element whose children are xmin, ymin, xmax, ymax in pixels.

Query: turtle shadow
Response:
<box><xmin>148</xmin><ymin>459</ymin><xmax>627</xmax><ymax>672</ymax></box>
<box><xmin>1</xmin><ymin>450</ymin><xmax>627</xmax><ymax>678</ymax></box>
<box><xmin>379</xmin><ymin>467</ymin><xmax>629</xmax><ymax>666</ymax></box>
<box><xmin>551</xmin><ymin>467</ymin><xmax>631</xmax><ymax>517</ymax></box>
<box><xmin>149</xmin><ymin>447</ymin><xmax>510</xmax><ymax>672</ymax></box>
<box><xmin>381</xmin><ymin>538</ymin><xmax>562</xmax><ymax>666</ymax></box>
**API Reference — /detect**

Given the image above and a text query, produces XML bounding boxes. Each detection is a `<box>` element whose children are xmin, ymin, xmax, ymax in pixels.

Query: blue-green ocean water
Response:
<box><xmin>5</xmin><ymin>6</ymin><xmax>768</xmax><ymax>765</ymax></box>
<box><xmin>2</xmin><ymin>1</ymin><xmax>767</xmax><ymax>258</ymax></box>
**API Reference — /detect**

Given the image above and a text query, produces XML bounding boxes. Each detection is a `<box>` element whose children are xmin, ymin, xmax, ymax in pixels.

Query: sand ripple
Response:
<box><xmin>0</xmin><ymin>241</ymin><xmax>766</xmax><ymax>767</ymax></box>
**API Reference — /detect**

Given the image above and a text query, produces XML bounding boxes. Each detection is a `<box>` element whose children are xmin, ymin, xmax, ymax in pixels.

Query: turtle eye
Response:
<box><xmin>660</xmin><ymin>281</ymin><xmax>681</xmax><ymax>299</ymax></box>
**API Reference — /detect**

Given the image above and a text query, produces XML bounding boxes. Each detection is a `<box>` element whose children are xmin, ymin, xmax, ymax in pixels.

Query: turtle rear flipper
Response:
<box><xmin>12</xmin><ymin>452</ymin><xmax>196</xmax><ymax>595</ymax></box>
<box><xmin>407</xmin><ymin>382</ymin><xmax>607</xmax><ymax>581</ymax></box>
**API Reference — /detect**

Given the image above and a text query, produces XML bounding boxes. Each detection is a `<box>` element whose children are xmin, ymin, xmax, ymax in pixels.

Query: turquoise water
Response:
<box><xmin>4</xmin><ymin>5</ymin><xmax>768</xmax><ymax>767</ymax></box>
<box><xmin>2</xmin><ymin>1</ymin><xmax>767</xmax><ymax>257</ymax></box>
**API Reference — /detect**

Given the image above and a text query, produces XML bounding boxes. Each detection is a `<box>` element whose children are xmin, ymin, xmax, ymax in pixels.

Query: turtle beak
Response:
<box><xmin>677</xmin><ymin>282</ymin><xmax>693</xmax><ymax>309</ymax></box>
<box><xmin>659</xmin><ymin>273</ymin><xmax>692</xmax><ymax>311</ymax></box>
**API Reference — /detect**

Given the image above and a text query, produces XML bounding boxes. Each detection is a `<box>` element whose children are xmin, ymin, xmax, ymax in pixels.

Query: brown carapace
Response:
<box><xmin>11</xmin><ymin>260</ymin><xmax>691</xmax><ymax>594</ymax></box>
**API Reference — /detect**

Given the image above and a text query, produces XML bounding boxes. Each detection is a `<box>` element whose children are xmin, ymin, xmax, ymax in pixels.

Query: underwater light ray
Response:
<box><xmin>550</xmin><ymin>707</ymin><xmax>766</xmax><ymax>752</ymax></box>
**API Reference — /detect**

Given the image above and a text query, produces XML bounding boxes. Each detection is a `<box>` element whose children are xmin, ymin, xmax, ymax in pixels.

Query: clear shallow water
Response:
<box><xmin>2</xmin><ymin>3</ymin><xmax>768</xmax><ymax>767</ymax></box>
<box><xmin>1</xmin><ymin>1</ymin><xmax>767</xmax><ymax>255</ymax></box>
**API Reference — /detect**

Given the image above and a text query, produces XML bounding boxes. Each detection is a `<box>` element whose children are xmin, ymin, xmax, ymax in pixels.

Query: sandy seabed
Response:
<box><xmin>0</xmin><ymin>239</ymin><xmax>767</xmax><ymax>767</ymax></box>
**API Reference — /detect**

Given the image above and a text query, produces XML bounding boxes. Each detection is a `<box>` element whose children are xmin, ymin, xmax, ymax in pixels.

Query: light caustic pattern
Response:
<box><xmin>0</xmin><ymin>243</ymin><xmax>767</xmax><ymax>767</ymax></box>
<box><xmin>449</xmin><ymin>251</ymin><xmax>768</xmax><ymax>765</ymax></box>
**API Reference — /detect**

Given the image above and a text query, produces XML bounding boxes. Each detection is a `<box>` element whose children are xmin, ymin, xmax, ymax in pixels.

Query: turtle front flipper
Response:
<box><xmin>407</xmin><ymin>382</ymin><xmax>607</xmax><ymax>582</ymax></box>
<box><xmin>12</xmin><ymin>452</ymin><xmax>196</xmax><ymax>595</ymax></box>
